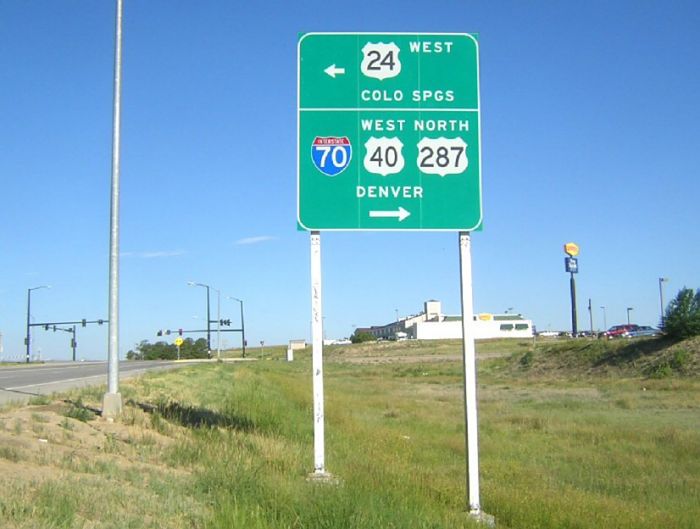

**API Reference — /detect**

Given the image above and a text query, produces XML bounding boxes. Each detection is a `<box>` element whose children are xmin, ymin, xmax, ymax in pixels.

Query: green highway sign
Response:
<box><xmin>297</xmin><ymin>33</ymin><xmax>482</xmax><ymax>231</ymax></box>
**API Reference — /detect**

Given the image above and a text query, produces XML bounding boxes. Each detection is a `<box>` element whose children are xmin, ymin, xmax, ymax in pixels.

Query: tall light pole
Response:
<box><xmin>188</xmin><ymin>282</ymin><xmax>211</xmax><ymax>358</ymax></box>
<box><xmin>218</xmin><ymin>290</ymin><xmax>222</xmax><ymax>359</ymax></box>
<box><xmin>626</xmin><ymin>307</ymin><xmax>634</xmax><ymax>325</ymax></box>
<box><xmin>659</xmin><ymin>277</ymin><xmax>669</xmax><ymax>327</ymax></box>
<box><xmin>26</xmin><ymin>285</ymin><xmax>50</xmax><ymax>363</ymax></box>
<box><xmin>103</xmin><ymin>0</ymin><xmax>124</xmax><ymax>419</ymax></box>
<box><xmin>228</xmin><ymin>296</ymin><xmax>246</xmax><ymax>358</ymax></box>
<box><xmin>212</xmin><ymin>287</ymin><xmax>221</xmax><ymax>360</ymax></box>
<box><xmin>600</xmin><ymin>306</ymin><xmax>607</xmax><ymax>331</ymax></box>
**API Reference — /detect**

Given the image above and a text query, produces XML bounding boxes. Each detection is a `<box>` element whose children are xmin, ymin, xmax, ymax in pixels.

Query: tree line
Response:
<box><xmin>126</xmin><ymin>337</ymin><xmax>209</xmax><ymax>360</ymax></box>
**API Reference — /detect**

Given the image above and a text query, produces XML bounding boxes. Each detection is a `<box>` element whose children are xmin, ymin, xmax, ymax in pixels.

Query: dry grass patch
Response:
<box><xmin>0</xmin><ymin>398</ymin><xmax>206</xmax><ymax>528</ymax></box>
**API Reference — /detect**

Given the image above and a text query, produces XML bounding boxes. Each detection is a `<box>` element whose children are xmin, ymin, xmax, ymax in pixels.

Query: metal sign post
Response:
<box><xmin>175</xmin><ymin>337</ymin><xmax>184</xmax><ymax>360</ymax></box>
<box><xmin>458</xmin><ymin>232</ymin><xmax>491</xmax><ymax>523</ymax></box>
<box><xmin>309</xmin><ymin>231</ymin><xmax>328</xmax><ymax>478</ymax></box>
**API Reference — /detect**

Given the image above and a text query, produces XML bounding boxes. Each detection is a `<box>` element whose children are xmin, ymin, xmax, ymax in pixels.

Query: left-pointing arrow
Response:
<box><xmin>369</xmin><ymin>207</ymin><xmax>411</xmax><ymax>222</ymax></box>
<box><xmin>324</xmin><ymin>64</ymin><xmax>346</xmax><ymax>78</ymax></box>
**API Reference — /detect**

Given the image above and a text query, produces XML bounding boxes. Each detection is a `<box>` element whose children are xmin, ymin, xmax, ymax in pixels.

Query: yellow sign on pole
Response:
<box><xmin>564</xmin><ymin>242</ymin><xmax>580</xmax><ymax>257</ymax></box>
<box><xmin>174</xmin><ymin>337</ymin><xmax>184</xmax><ymax>347</ymax></box>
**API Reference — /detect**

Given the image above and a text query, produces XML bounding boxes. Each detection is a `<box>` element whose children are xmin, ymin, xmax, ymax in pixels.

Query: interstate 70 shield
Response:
<box><xmin>311</xmin><ymin>136</ymin><xmax>352</xmax><ymax>177</ymax></box>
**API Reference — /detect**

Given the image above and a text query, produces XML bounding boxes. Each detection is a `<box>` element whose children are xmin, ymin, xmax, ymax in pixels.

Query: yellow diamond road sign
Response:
<box><xmin>175</xmin><ymin>337</ymin><xmax>184</xmax><ymax>347</ymax></box>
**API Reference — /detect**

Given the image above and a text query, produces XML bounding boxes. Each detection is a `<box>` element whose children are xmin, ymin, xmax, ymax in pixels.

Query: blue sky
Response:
<box><xmin>1</xmin><ymin>1</ymin><xmax>699</xmax><ymax>360</ymax></box>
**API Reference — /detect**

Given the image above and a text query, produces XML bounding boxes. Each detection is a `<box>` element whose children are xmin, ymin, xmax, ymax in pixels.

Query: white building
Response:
<box><xmin>357</xmin><ymin>300</ymin><xmax>534</xmax><ymax>341</ymax></box>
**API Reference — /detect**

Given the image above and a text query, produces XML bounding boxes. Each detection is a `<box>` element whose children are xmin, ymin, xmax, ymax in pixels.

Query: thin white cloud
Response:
<box><xmin>235</xmin><ymin>235</ymin><xmax>277</xmax><ymax>246</ymax></box>
<box><xmin>121</xmin><ymin>250</ymin><xmax>186</xmax><ymax>259</ymax></box>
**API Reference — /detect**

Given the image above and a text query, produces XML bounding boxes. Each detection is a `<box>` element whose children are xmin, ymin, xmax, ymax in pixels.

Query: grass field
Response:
<box><xmin>0</xmin><ymin>338</ymin><xmax>698</xmax><ymax>528</ymax></box>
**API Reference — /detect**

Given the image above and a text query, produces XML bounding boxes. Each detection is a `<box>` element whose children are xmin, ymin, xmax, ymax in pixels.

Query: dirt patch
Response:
<box><xmin>0</xmin><ymin>400</ymin><xmax>188</xmax><ymax>491</ymax></box>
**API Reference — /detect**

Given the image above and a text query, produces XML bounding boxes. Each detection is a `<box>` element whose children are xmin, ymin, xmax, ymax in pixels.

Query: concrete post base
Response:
<box><xmin>101</xmin><ymin>392</ymin><xmax>123</xmax><ymax>420</ymax></box>
<box><xmin>469</xmin><ymin>510</ymin><xmax>496</xmax><ymax>527</ymax></box>
<box><xmin>306</xmin><ymin>471</ymin><xmax>338</xmax><ymax>485</ymax></box>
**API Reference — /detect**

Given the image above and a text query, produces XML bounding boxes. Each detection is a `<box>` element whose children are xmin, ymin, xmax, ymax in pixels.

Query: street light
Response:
<box><xmin>26</xmin><ymin>285</ymin><xmax>50</xmax><ymax>363</ymax></box>
<box><xmin>213</xmin><ymin>287</ymin><xmax>221</xmax><ymax>360</ymax></box>
<box><xmin>228</xmin><ymin>296</ymin><xmax>246</xmax><ymax>358</ymax></box>
<box><xmin>600</xmin><ymin>306</ymin><xmax>607</xmax><ymax>331</ymax></box>
<box><xmin>626</xmin><ymin>307</ymin><xmax>634</xmax><ymax>325</ymax></box>
<box><xmin>659</xmin><ymin>277</ymin><xmax>669</xmax><ymax>327</ymax></box>
<box><xmin>188</xmin><ymin>282</ymin><xmax>211</xmax><ymax>358</ymax></box>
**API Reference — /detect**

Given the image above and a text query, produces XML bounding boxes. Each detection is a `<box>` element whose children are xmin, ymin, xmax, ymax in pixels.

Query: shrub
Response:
<box><xmin>520</xmin><ymin>350</ymin><xmax>534</xmax><ymax>367</ymax></box>
<box><xmin>64</xmin><ymin>399</ymin><xmax>96</xmax><ymax>422</ymax></box>
<box><xmin>662</xmin><ymin>288</ymin><xmax>700</xmax><ymax>339</ymax></box>
<box><xmin>351</xmin><ymin>331</ymin><xmax>376</xmax><ymax>344</ymax></box>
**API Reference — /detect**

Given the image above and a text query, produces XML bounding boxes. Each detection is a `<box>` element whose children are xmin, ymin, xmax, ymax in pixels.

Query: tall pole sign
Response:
<box><xmin>298</xmin><ymin>33</ymin><xmax>481</xmax><ymax>231</ymax></box>
<box><xmin>298</xmin><ymin>33</ymin><xmax>489</xmax><ymax>523</ymax></box>
<box><xmin>564</xmin><ymin>242</ymin><xmax>580</xmax><ymax>337</ymax></box>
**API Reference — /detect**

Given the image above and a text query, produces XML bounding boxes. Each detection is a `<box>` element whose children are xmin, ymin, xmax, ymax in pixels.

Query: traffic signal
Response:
<box><xmin>220</xmin><ymin>319</ymin><xmax>231</xmax><ymax>326</ymax></box>
<box><xmin>157</xmin><ymin>330</ymin><xmax>163</xmax><ymax>337</ymax></box>
<box><xmin>178</xmin><ymin>328</ymin><xmax>183</xmax><ymax>336</ymax></box>
<box><xmin>81</xmin><ymin>319</ymin><xmax>87</xmax><ymax>327</ymax></box>
<box><xmin>44</xmin><ymin>324</ymin><xmax>50</xmax><ymax>331</ymax></box>
<box><xmin>165</xmin><ymin>330</ymin><xmax>171</xmax><ymax>335</ymax></box>
<box><xmin>53</xmin><ymin>325</ymin><xmax>57</xmax><ymax>332</ymax></box>
<box><xmin>98</xmin><ymin>319</ymin><xmax>104</xmax><ymax>325</ymax></box>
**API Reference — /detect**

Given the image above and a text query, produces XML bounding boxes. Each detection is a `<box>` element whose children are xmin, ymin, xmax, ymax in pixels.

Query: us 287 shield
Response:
<box><xmin>311</xmin><ymin>136</ymin><xmax>352</xmax><ymax>176</ymax></box>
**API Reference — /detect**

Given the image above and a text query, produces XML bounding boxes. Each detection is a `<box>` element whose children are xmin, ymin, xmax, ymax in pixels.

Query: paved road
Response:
<box><xmin>0</xmin><ymin>361</ymin><xmax>185</xmax><ymax>405</ymax></box>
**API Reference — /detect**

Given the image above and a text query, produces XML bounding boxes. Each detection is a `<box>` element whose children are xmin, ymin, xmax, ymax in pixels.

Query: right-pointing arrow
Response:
<box><xmin>369</xmin><ymin>207</ymin><xmax>411</xmax><ymax>222</ymax></box>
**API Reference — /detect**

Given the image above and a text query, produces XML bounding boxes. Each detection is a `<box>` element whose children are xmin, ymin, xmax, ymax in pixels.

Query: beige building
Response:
<box><xmin>357</xmin><ymin>300</ymin><xmax>534</xmax><ymax>341</ymax></box>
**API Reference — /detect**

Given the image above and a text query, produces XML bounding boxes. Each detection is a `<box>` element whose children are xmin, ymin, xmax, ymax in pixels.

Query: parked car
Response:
<box><xmin>601</xmin><ymin>324</ymin><xmax>639</xmax><ymax>338</ymax></box>
<box><xmin>624</xmin><ymin>326</ymin><xmax>660</xmax><ymax>338</ymax></box>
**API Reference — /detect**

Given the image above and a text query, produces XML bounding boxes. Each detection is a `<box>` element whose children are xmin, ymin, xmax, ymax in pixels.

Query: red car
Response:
<box><xmin>601</xmin><ymin>324</ymin><xmax>639</xmax><ymax>338</ymax></box>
